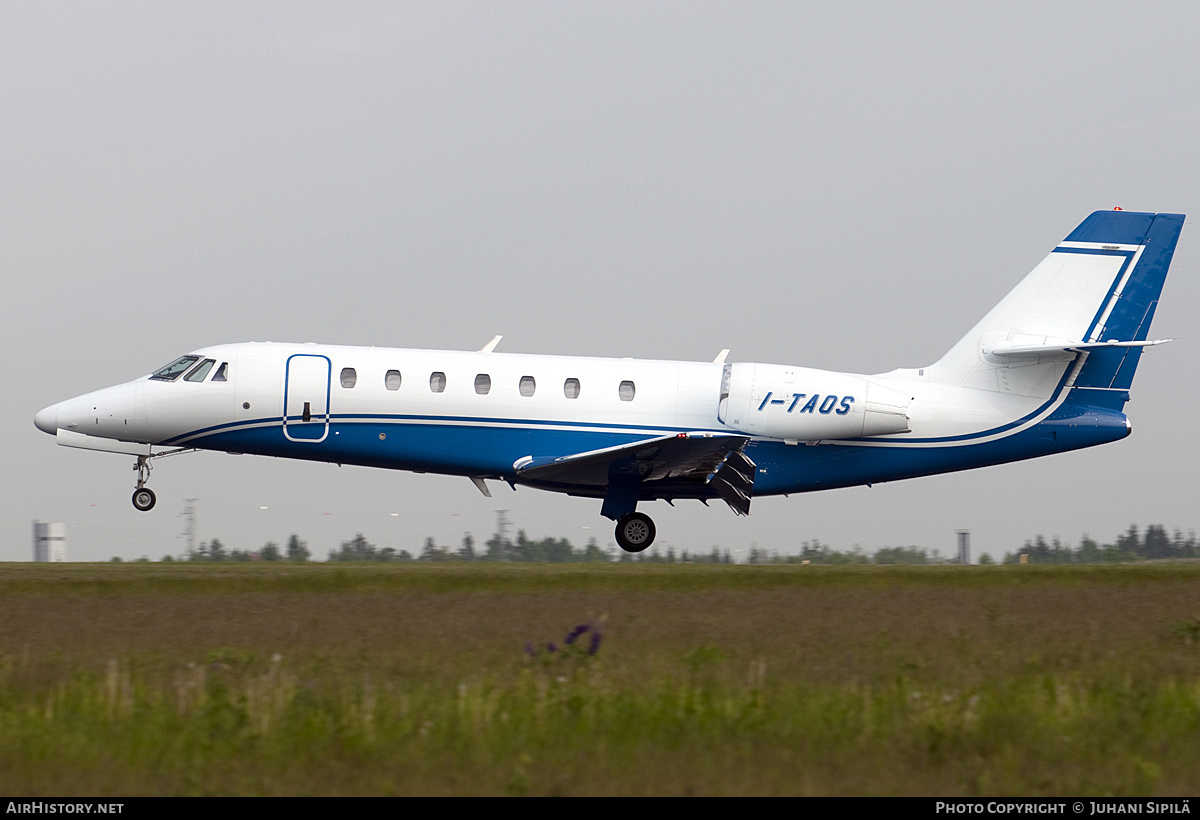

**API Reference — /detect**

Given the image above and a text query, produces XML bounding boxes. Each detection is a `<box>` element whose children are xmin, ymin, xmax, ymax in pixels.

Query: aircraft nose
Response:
<box><xmin>34</xmin><ymin>404</ymin><xmax>58</xmax><ymax>435</ymax></box>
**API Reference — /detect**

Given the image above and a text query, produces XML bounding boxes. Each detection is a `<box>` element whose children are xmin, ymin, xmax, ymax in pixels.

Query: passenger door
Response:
<box><xmin>283</xmin><ymin>354</ymin><xmax>330</xmax><ymax>442</ymax></box>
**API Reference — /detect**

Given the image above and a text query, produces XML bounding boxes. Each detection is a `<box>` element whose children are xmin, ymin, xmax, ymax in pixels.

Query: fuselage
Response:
<box><xmin>34</xmin><ymin>340</ymin><xmax>1129</xmax><ymax>501</ymax></box>
<box><xmin>30</xmin><ymin>210</ymin><xmax>1181</xmax><ymax>553</ymax></box>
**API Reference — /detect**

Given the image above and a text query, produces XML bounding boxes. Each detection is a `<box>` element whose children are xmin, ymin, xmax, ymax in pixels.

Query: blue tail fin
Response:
<box><xmin>1068</xmin><ymin>211</ymin><xmax>1184</xmax><ymax>393</ymax></box>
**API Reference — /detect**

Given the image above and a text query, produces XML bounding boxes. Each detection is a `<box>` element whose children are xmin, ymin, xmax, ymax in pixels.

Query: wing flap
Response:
<box><xmin>515</xmin><ymin>432</ymin><xmax>750</xmax><ymax>487</ymax></box>
<box><xmin>711</xmin><ymin>449</ymin><xmax>756</xmax><ymax>516</ymax></box>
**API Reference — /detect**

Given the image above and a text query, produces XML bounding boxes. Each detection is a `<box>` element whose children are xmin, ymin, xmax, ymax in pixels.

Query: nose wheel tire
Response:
<box><xmin>615</xmin><ymin>512</ymin><xmax>655</xmax><ymax>553</ymax></box>
<box><xmin>132</xmin><ymin>488</ymin><xmax>156</xmax><ymax>512</ymax></box>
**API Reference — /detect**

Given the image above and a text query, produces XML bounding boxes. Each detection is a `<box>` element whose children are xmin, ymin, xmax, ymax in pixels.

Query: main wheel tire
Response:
<box><xmin>132</xmin><ymin>488</ymin><xmax>156</xmax><ymax>512</ymax></box>
<box><xmin>615</xmin><ymin>512</ymin><xmax>655</xmax><ymax>553</ymax></box>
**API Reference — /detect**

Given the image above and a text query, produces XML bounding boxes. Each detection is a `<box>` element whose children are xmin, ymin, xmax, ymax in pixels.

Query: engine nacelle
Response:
<box><xmin>717</xmin><ymin>363</ymin><xmax>911</xmax><ymax>440</ymax></box>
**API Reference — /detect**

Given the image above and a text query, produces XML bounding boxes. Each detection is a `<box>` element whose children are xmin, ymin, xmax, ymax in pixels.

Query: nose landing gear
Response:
<box><xmin>127</xmin><ymin>447</ymin><xmax>194</xmax><ymax>511</ymax></box>
<box><xmin>132</xmin><ymin>455</ymin><xmax>156</xmax><ymax>511</ymax></box>
<box><xmin>132</xmin><ymin>486</ymin><xmax>156</xmax><ymax>512</ymax></box>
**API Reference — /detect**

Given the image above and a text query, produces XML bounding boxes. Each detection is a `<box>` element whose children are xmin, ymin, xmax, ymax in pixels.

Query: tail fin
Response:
<box><xmin>929</xmin><ymin>210</ymin><xmax>1184</xmax><ymax>405</ymax></box>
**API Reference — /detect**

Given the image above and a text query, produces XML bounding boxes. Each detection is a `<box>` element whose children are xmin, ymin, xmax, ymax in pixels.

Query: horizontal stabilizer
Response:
<box><xmin>984</xmin><ymin>338</ymin><xmax>1171</xmax><ymax>360</ymax></box>
<box><xmin>515</xmin><ymin>432</ymin><xmax>751</xmax><ymax>488</ymax></box>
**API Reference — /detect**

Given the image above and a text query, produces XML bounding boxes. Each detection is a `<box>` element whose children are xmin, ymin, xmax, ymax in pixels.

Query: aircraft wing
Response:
<box><xmin>513</xmin><ymin>432</ymin><xmax>755</xmax><ymax>513</ymax></box>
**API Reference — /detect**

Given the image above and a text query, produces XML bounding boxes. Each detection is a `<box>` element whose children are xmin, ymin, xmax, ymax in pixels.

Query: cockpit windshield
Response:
<box><xmin>150</xmin><ymin>355</ymin><xmax>201</xmax><ymax>381</ymax></box>
<box><xmin>184</xmin><ymin>359</ymin><xmax>216</xmax><ymax>382</ymax></box>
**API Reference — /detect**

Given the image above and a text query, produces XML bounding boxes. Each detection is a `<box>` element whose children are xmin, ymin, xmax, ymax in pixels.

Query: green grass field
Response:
<box><xmin>1</xmin><ymin>562</ymin><xmax>1198</xmax><ymax>795</ymax></box>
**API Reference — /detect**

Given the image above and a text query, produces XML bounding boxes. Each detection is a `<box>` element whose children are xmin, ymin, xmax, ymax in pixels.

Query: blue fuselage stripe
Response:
<box><xmin>182</xmin><ymin>396</ymin><xmax>1128</xmax><ymax>498</ymax></box>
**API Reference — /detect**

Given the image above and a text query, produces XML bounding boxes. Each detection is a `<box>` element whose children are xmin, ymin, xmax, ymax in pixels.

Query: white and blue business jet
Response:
<box><xmin>35</xmin><ymin>210</ymin><xmax>1183</xmax><ymax>552</ymax></box>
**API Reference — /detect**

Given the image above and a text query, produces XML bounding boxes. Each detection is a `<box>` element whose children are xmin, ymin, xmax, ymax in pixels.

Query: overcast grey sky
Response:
<box><xmin>4</xmin><ymin>1</ymin><xmax>1199</xmax><ymax>561</ymax></box>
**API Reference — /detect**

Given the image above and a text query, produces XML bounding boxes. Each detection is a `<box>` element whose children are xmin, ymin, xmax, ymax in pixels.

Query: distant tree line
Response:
<box><xmin>321</xmin><ymin>533</ymin><xmax>952</xmax><ymax>565</ymax></box>
<box><xmin>1002</xmin><ymin>525</ymin><xmax>1199</xmax><ymax>564</ymax></box>
<box><xmin>136</xmin><ymin>534</ymin><xmax>312</xmax><ymax>563</ymax></box>
<box><xmin>743</xmin><ymin>541</ymin><xmax>937</xmax><ymax>565</ymax></box>
<box><xmin>328</xmin><ymin>531</ymin><xmax>621</xmax><ymax>563</ymax></box>
<box><xmin>110</xmin><ymin>524</ymin><xmax>1198</xmax><ymax>565</ymax></box>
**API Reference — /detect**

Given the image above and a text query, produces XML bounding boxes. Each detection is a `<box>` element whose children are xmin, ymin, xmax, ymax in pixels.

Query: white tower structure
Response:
<box><xmin>33</xmin><ymin>521</ymin><xmax>67</xmax><ymax>562</ymax></box>
<box><xmin>957</xmin><ymin>530</ymin><xmax>970</xmax><ymax>565</ymax></box>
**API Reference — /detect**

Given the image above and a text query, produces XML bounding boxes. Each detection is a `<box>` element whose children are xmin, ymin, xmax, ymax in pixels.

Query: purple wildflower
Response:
<box><xmin>524</xmin><ymin>641</ymin><xmax>536</xmax><ymax>657</ymax></box>
<box><xmin>547</xmin><ymin>642</ymin><xmax>557</xmax><ymax>653</ymax></box>
<box><xmin>588</xmin><ymin>627</ymin><xmax>603</xmax><ymax>656</ymax></box>
<box><xmin>564</xmin><ymin>624</ymin><xmax>589</xmax><ymax>645</ymax></box>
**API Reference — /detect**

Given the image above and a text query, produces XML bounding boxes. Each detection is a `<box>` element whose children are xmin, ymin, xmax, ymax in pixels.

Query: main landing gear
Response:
<box><xmin>615</xmin><ymin>512</ymin><xmax>656</xmax><ymax>553</ymax></box>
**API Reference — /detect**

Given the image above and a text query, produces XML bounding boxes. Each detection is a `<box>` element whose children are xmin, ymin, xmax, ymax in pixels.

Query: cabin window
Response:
<box><xmin>150</xmin><ymin>355</ymin><xmax>200</xmax><ymax>382</ymax></box>
<box><xmin>212</xmin><ymin>362</ymin><xmax>229</xmax><ymax>382</ymax></box>
<box><xmin>564</xmin><ymin>378</ymin><xmax>580</xmax><ymax>399</ymax></box>
<box><xmin>184</xmin><ymin>359</ymin><xmax>216</xmax><ymax>382</ymax></box>
<box><xmin>430</xmin><ymin>372</ymin><xmax>446</xmax><ymax>393</ymax></box>
<box><xmin>385</xmin><ymin>370</ymin><xmax>401</xmax><ymax>391</ymax></box>
<box><xmin>340</xmin><ymin>368</ymin><xmax>357</xmax><ymax>388</ymax></box>
<box><xmin>619</xmin><ymin>380</ymin><xmax>636</xmax><ymax>402</ymax></box>
<box><xmin>475</xmin><ymin>374</ymin><xmax>491</xmax><ymax>395</ymax></box>
<box><xmin>519</xmin><ymin>375</ymin><xmax>536</xmax><ymax>397</ymax></box>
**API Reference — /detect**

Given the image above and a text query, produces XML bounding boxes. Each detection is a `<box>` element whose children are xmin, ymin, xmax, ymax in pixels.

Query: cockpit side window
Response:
<box><xmin>212</xmin><ymin>362</ymin><xmax>229</xmax><ymax>382</ymax></box>
<box><xmin>150</xmin><ymin>355</ymin><xmax>200</xmax><ymax>381</ymax></box>
<box><xmin>184</xmin><ymin>359</ymin><xmax>216</xmax><ymax>382</ymax></box>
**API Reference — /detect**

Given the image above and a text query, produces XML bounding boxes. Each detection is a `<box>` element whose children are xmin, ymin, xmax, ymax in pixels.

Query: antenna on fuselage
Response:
<box><xmin>479</xmin><ymin>335</ymin><xmax>503</xmax><ymax>353</ymax></box>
